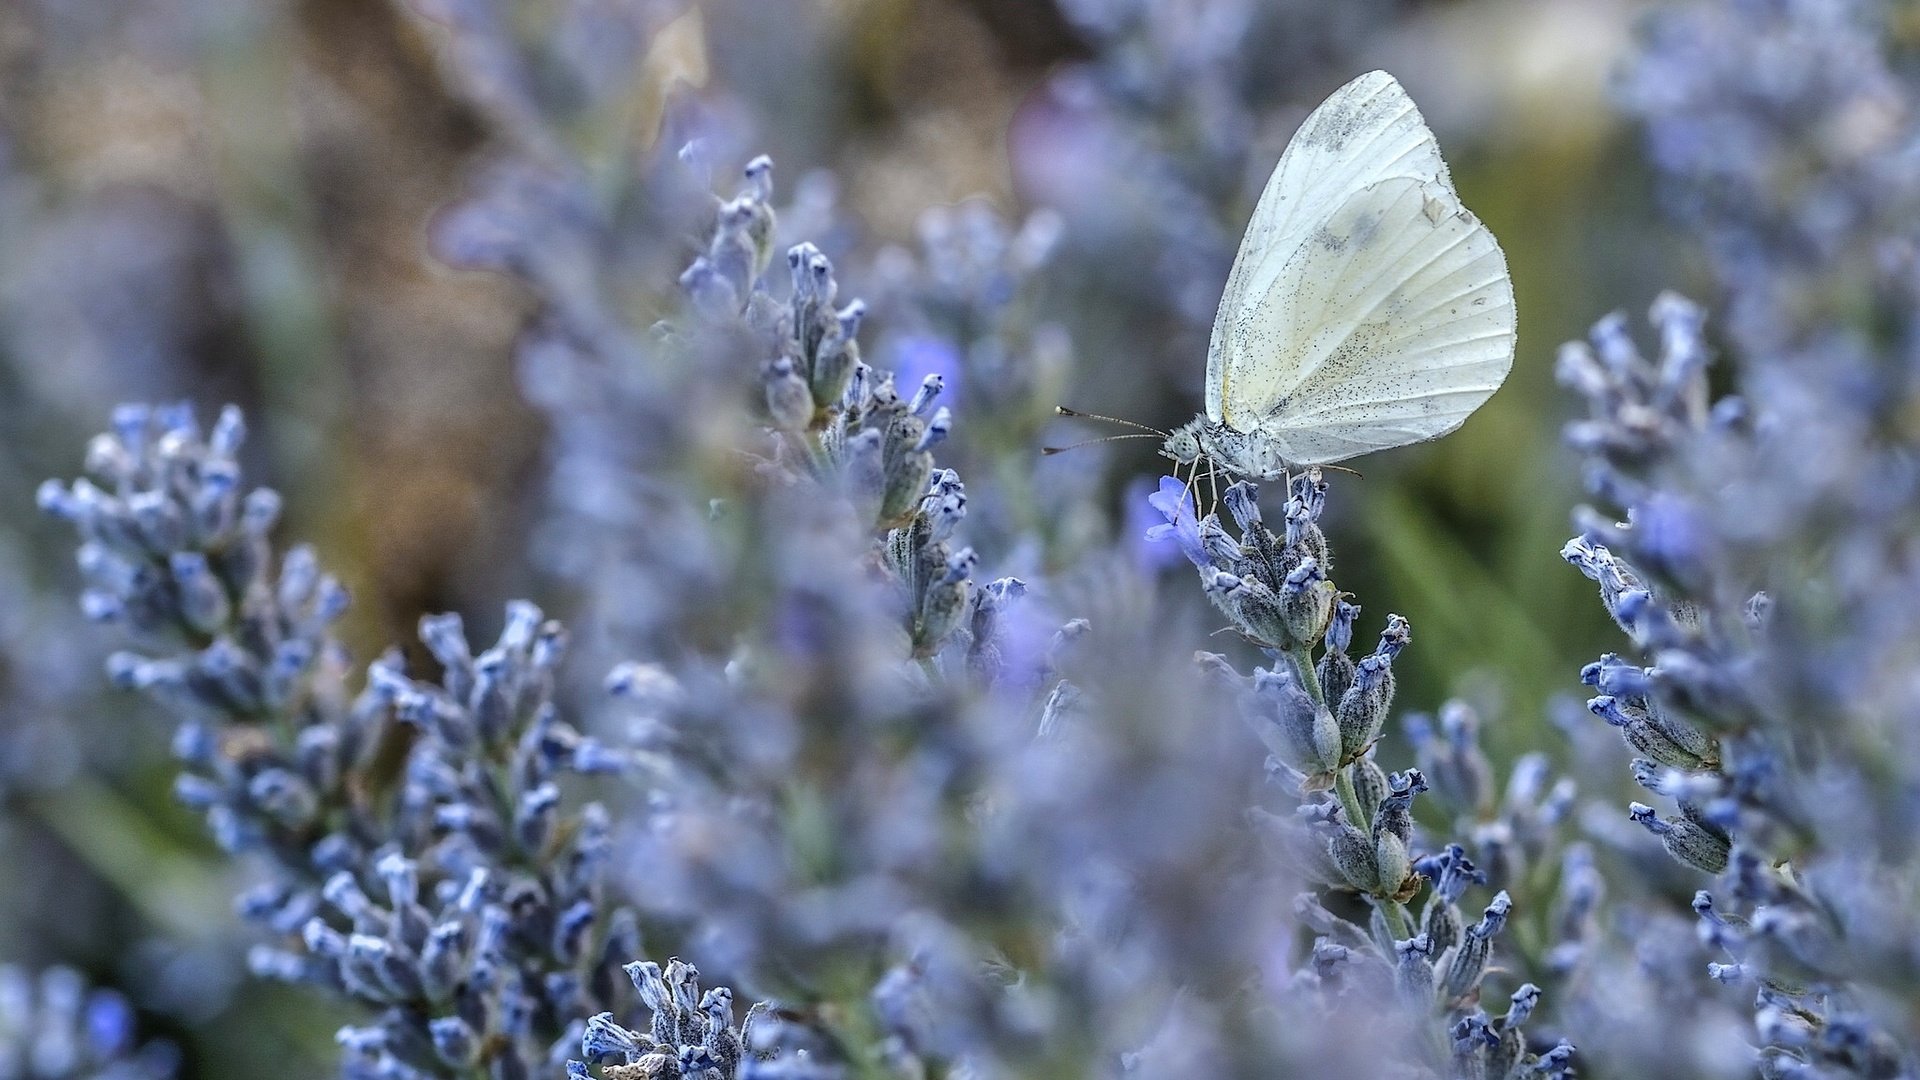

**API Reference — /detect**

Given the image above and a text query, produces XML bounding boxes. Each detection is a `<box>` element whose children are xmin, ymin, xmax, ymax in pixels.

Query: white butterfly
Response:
<box><xmin>1162</xmin><ymin>70</ymin><xmax>1516</xmax><ymax>482</ymax></box>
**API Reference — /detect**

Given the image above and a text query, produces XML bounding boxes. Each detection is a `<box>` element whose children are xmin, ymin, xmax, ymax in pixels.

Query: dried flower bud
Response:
<box><xmin>1248</xmin><ymin>666</ymin><xmax>1342</xmax><ymax>781</ymax></box>
<box><xmin>765</xmin><ymin>357</ymin><xmax>814</xmax><ymax>431</ymax></box>
<box><xmin>1350</xmin><ymin>754</ymin><xmax>1389</xmax><ymax>824</ymax></box>
<box><xmin>1395</xmin><ymin>934</ymin><xmax>1436</xmax><ymax>1010</ymax></box>
<box><xmin>1279</xmin><ymin>557</ymin><xmax>1336</xmax><ymax>648</ymax></box>
<box><xmin>1588</xmin><ymin>695</ymin><xmax>1717</xmax><ymax>769</ymax></box>
<box><xmin>1629</xmin><ymin>802</ymin><xmax>1730</xmax><ymax>873</ymax></box>
<box><xmin>1328</xmin><ymin>818</ymin><xmax>1381</xmax><ymax>894</ymax></box>
<box><xmin>1372</xmin><ymin>769</ymin><xmax>1428</xmax><ymax>895</ymax></box>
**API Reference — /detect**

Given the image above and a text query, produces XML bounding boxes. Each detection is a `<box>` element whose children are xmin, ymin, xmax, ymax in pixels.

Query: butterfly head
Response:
<box><xmin>1162</xmin><ymin>418</ymin><xmax>1207</xmax><ymax>468</ymax></box>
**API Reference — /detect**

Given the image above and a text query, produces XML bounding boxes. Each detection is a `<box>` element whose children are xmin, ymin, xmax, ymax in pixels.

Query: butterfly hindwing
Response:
<box><xmin>1238</xmin><ymin>177</ymin><xmax>1514</xmax><ymax>465</ymax></box>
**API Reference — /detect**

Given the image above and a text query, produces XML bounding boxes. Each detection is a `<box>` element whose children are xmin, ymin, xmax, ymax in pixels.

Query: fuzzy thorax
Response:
<box><xmin>1164</xmin><ymin>416</ymin><xmax>1292</xmax><ymax>481</ymax></box>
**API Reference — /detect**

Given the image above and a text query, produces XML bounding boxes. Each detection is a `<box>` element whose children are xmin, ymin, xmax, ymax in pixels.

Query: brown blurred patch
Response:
<box><xmin>950</xmin><ymin>0</ymin><xmax>1088</xmax><ymax>70</ymax></box>
<box><xmin>836</xmin><ymin>0</ymin><xmax>1046</xmax><ymax>236</ymax></box>
<box><xmin>292</xmin><ymin>0</ymin><xmax>543</xmax><ymax>636</ymax></box>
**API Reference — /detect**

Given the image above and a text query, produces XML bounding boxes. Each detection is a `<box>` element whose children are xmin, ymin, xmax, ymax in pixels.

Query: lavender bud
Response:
<box><xmin>1278</xmin><ymin>558</ymin><xmax>1335</xmax><ymax>649</ymax></box>
<box><xmin>1222</xmin><ymin>481</ymin><xmax>1262</xmax><ymax>532</ymax></box>
<box><xmin>1316</xmin><ymin>599</ymin><xmax>1359</xmax><ymax>705</ymax></box>
<box><xmin>552</xmin><ymin>899</ymin><xmax>596</xmax><ymax>965</ymax></box>
<box><xmin>1395</xmin><ymin>935</ymin><xmax>1436</xmax><ymax>1009</ymax></box>
<box><xmin>419</xmin><ymin>923</ymin><xmax>467</xmax><ymax>999</ymax></box>
<box><xmin>168</xmin><ymin>553</ymin><xmax>230</xmax><ymax>633</ymax></box>
<box><xmin>906</xmin><ymin>373</ymin><xmax>943</xmax><ymax>417</ymax></box>
<box><xmin>429</xmin><ymin>1016</ymin><xmax>479</xmax><ymax>1068</ymax></box>
<box><xmin>915</xmin><ymin>548</ymin><xmax>975</xmax><ymax>656</ymax></box>
<box><xmin>765</xmin><ymin>357</ymin><xmax>814</xmax><ymax>431</ymax></box>
<box><xmin>241</xmin><ymin>488</ymin><xmax>283</xmax><ymax>538</ymax></box>
<box><xmin>514</xmin><ymin>782</ymin><xmax>561</xmax><ymax>853</ymax></box>
<box><xmin>1207</xmin><ymin>571</ymin><xmax>1289</xmax><ymax>649</ymax></box>
<box><xmin>1437</xmin><ymin>892</ymin><xmax>1511</xmax><ymax>1003</ymax></box>
<box><xmin>1588</xmin><ymin>695</ymin><xmax>1717</xmax><ymax>769</ymax></box>
<box><xmin>1248</xmin><ymin>667</ymin><xmax>1342</xmax><ymax>780</ymax></box>
<box><xmin>582</xmin><ymin>1013</ymin><xmax>648</xmax><ymax>1064</ymax></box>
<box><xmin>1336</xmin><ymin>654</ymin><xmax>1396</xmax><ymax>763</ymax></box>
<box><xmin>880</xmin><ymin>450</ymin><xmax>934</xmax><ymax>526</ymax></box>
<box><xmin>809</xmin><ymin>306</ymin><xmax>863</xmax><ymax>407</ymax></box>
<box><xmin>914</xmin><ymin>407</ymin><xmax>952</xmax><ymax>452</ymax></box>
<box><xmin>247</xmin><ymin>769</ymin><xmax>317</xmax><ymax>825</ymax></box>
<box><xmin>1372</xmin><ymin>770</ymin><xmax>1428</xmax><ymax>894</ymax></box>
<box><xmin>1628</xmin><ymin>802</ymin><xmax>1730</xmax><ymax>873</ymax></box>
<box><xmin>1422</xmin><ymin>893</ymin><xmax>1464</xmax><ymax>959</ymax></box>
<box><xmin>1350</xmin><ymin>755</ymin><xmax>1389</xmax><ymax>825</ymax></box>
<box><xmin>172</xmin><ymin>774</ymin><xmax>221</xmax><ymax>810</ymax></box>
<box><xmin>1328</xmin><ymin>819</ymin><xmax>1381</xmax><ymax>894</ymax></box>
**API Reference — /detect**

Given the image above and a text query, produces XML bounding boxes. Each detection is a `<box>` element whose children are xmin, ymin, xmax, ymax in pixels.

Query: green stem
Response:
<box><xmin>1333</xmin><ymin>764</ymin><xmax>1368</xmax><ymax>830</ymax></box>
<box><xmin>29</xmin><ymin>783</ymin><xmax>230</xmax><ymax>939</ymax></box>
<box><xmin>1287</xmin><ymin>645</ymin><xmax>1323</xmax><ymax>707</ymax></box>
<box><xmin>1378</xmin><ymin>897</ymin><xmax>1415</xmax><ymax>941</ymax></box>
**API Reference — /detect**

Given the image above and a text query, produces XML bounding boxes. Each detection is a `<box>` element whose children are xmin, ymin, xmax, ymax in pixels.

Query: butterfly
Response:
<box><xmin>1055</xmin><ymin>72</ymin><xmax>1516</xmax><ymax>491</ymax></box>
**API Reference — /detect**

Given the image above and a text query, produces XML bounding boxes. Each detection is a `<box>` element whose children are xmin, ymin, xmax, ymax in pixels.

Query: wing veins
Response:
<box><xmin>1205</xmin><ymin>71</ymin><xmax>1513</xmax><ymax>454</ymax></box>
<box><xmin>1263</xmin><ymin>189</ymin><xmax>1481</xmax><ymax>408</ymax></box>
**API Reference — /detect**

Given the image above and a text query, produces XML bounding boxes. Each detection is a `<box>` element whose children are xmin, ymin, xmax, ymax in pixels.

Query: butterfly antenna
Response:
<box><xmin>1055</xmin><ymin>405</ymin><xmax>1167</xmax><ymax>436</ymax></box>
<box><xmin>1210</xmin><ymin>624</ymin><xmax>1269</xmax><ymax>648</ymax></box>
<box><xmin>1320</xmin><ymin>463</ymin><xmax>1365</xmax><ymax>479</ymax></box>
<box><xmin>1041</xmin><ymin>433</ymin><xmax>1163</xmax><ymax>455</ymax></box>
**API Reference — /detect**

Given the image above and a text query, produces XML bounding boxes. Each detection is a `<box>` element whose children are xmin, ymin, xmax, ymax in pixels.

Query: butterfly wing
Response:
<box><xmin>1204</xmin><ymin>70</ymin><xmax>1515</xmax><ymax>461</ymax></box>
<box><xmin>1229</xmin><ymin>176</ymin><xmax>1514</xmax><ymax>465</ymax></box>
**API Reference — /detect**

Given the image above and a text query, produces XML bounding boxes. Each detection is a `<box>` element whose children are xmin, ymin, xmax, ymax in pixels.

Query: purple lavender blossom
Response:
<box><xmin>1143</xmin><ymin>475</ymin><xmax>1205</xmax><ymax>567</ymax></box>
<box><xmin>0</xmin><ymin>967</ymin><xmax>177</xmax><ymax>1080</ymax></box>
<box><xmin>1150</xmin><ymin>472</ymin><xmax>1574</xmax><ymax>1076</ymax></box>
<box><xmin>41</xmin><ymin>405</ymin><xmax>658</xmax><ymax>1079</ymax></box>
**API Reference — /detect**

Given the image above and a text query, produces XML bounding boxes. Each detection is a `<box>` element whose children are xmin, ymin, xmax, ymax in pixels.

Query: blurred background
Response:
<box><xmin>0</xmin><ymin>0</ymin><xmax>1707</xmax><ymax>1074</ymax></box>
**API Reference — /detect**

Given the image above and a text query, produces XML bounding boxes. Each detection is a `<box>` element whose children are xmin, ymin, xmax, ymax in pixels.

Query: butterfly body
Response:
<box><xmin>1167</xmin><ymin>71</ymin><xmax>1516</xmax><ymax>481</ymax></box>
<box><xmin>1165</xmin><ymin>417</ymin><xmax>1292</xmax><ymax>482</ymax></box>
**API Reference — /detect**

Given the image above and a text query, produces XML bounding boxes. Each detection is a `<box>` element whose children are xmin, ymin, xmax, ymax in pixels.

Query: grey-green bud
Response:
<box><xmin>1351</xmin><ymin>756</ymin><xmax>1389</xmax><ymax>827</ymax></box>
<box><xmin>1279</xmin><ymin>558</ymin><xmax>1336</xmax><ymax>647</ymax></box>
<box><xmin>1209</xmin><ymin>572</ymin><xmax>1293</xmax><ymax>653</ymax></box>
<box><xmin>1629</xmin><ymin>802</ymin><xmax>1730</xmax><ymax>874</ymax></box>
<box><xmin>810</xmin><ymin>300</ymin><xmax>864</xmax><ymax>408</ymax></box>
<box><xmin>1590</xmin><ymin>695</ymin><xmax>1717</xmax><ymax>769</ymax></box>
<box><xmin>880</xmin><ymin>449</ymin><xmax>934</xmax><ymax>527</ymax></box>
<box><xmin>765</xmin><ymin>358</ymin><xmax>813</xmax><ymax>431</ymax></box>
<box><xmin>1394</xmin><ymin>935</ymin><xmax>1435</xmax><ymax>1010</ymax></box>
<box><xmin>1421</xmin><ymin>895</ymin><xmax>1463</xmax><ymax>958</ymax></box>
<box><xmin>1328</xmin><ymin>820</ymin><xmax>1380</xmax><ymax>894</ymax></box>
<box><xmin>1248</xmin><ymin>666</ymin><xmax>1342</xmax><ymax>780</ymax></box>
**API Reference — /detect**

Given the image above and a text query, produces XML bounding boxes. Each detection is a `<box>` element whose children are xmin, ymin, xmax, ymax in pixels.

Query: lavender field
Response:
<box><xmin>2</xmin><ymin>0</ymin><xmax>1917</xmax><ymax>1077</ymax></box>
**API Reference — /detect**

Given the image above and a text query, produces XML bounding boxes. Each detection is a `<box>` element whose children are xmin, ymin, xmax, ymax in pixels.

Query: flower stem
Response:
<box><xmin>1333</xmin><ymin>764</ymin><xmax>1368</xmax><ymax>830</ymax></box>
<box><xmin>1378</xmin><ymin>897</ymin><xmax>1414</xmax><ymax>941</ymax></box>
<box><xmin>1288</xmin><ymin>645</ymin><xmax>1323</xmax><ymax>707</ymax></box>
